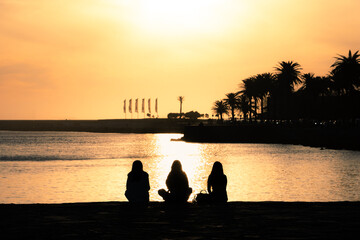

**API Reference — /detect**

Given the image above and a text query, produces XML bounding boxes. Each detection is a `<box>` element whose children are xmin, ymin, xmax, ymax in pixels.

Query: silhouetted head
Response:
<box><xmin>129</xmin><ymin>160</ymin><xmax>144</xmax><ymax>181</ymax></box>
<box><xmin>131</xmin><ymin>160</ymin><xmax>143</xmax><ymax>173</ymax></box>
<box><xmin>171</xmin><ymin>160</ymin><xmax>182</xmax><ymax>172</ymax></box>
<box><xmin>210</xmin><ymin>161</ymin><xmax>224</xmax><ymax>176</ymax></box>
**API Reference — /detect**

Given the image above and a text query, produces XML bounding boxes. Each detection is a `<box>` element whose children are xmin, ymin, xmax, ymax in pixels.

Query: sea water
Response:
<box><xmin>1</xmin><ymin>130</ymin><xmax>360</xmax><ymax>203</ymax></box>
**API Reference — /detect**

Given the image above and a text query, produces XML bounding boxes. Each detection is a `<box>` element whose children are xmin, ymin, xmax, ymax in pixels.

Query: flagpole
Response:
<box><xmin>155</xmin><ymin>98</ymin><xmax>158</xmax><ymax>118</ymax></box>
<box><xmin>142</xmin><ymin>98</ymin><xmax>145</xmax><ymax>119</ymax></box>
<box><xmin>135</xmin><ymin>98</ymin><xmax>139</xmax><ymax>119</ymax></box>
<box><xmin>129</xmin><ymin>99</ymin><xmax>132</xmax><ymax>119</ymax></box>
<box><xmin>123</xmin><ymin>99</ymin><xmax>126</xmax><ymax>119</ymax></box>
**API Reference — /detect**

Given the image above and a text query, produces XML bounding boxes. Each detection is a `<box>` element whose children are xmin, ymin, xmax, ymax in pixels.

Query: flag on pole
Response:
<box><xmin>142</xmin><ymin>98</ymin><xmax>145</xmax><ymax>113</ymax></box>
<box><xmin>148</xmin><ymin>98</ymin><xmax>151</xmax><ymax>113</ymax></box>
<box><xmin>123</xmin><ymin>99</ymin><xmax>126</xmax><ymax>113</ymax></box>
<box><xmin>135</xmin><ymin>99</ymin><xmax>138</xmax><ymax>113</ymax></box>
<box><xmin>155</xmin><ymin>98</ymin><xmax>158</xmax><ymax>113</ymax></box>
<box><xmin>129</xmin><ymin>99</ymin><xmax>132</xmax><ymax>113</ymax></box>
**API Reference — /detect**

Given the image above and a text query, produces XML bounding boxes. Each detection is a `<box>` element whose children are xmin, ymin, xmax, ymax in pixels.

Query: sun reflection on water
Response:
<box><xmin>2</xmin><ymin>132</ymin><xmax>360</xmax><ymax>204</ymax></box>
<box><xmin>148</xmin><ymin>134</ymin><xmax>211</xmax><ymax>201</ymax></box>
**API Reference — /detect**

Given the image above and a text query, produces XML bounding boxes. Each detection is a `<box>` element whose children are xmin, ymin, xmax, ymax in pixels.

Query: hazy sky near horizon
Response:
<box><xmin>1</xmin><ymin>0</ymin><xmax>360</xmax><ymax>119</ymax></box>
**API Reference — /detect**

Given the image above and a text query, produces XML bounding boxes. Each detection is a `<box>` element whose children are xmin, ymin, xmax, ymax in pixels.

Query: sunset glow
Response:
<box><xmin>128</xmin><ymin>0</ymin><xmax>245</xmax><ymax>37</ymax></box>
<box><xmin>0</xmin><ymin>0</ymin><xmax>359</xmax><ymax>119</ymax></box>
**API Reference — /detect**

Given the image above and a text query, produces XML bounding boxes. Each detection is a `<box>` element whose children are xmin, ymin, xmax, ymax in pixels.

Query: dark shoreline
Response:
<box><xmin>0</xmin><ymin>119</ymin><xmax>185</xmax><ymax>133</ymax></box>
<box><xmin>183</xmin><ymin>124</ymin><xmax>360</xmax><ymax>151</ymax></box>
<box><xmin>1</xmin><ymin>119</ymin><xmax>360</xmax><ymax>151</ymax></box>
<box><xmin>1</xmin><ymin>201</ymin><xmax>360</xmax><ymax>239</ymax></box>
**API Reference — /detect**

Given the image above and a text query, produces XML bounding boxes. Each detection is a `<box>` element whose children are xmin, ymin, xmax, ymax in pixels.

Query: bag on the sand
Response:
<box><xmin>194</xmin><ymin>190</ymin><xmax>211</xmax><ymax>204</ymax></box>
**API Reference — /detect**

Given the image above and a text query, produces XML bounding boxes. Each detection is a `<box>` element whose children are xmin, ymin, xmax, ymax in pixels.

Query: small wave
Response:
<box><xmin>0</xmin><ymin>154</ymin><xmax>160</xmax><ymax>162</ymax></box>
<box><xmin>0</xmin><ymin>155</ymin><xmax>91</xmax><ymax>161</ymax></box>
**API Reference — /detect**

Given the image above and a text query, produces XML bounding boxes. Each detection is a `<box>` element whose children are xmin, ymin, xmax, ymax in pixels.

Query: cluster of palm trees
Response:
<box><xmin>213</xmin><ymin>50</ymin><xmax>360</xmax><ymax>122</ymax></box>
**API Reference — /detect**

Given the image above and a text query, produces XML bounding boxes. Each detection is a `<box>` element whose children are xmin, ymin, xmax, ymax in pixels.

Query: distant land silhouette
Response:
<box><xmin>0</xmin><ymin>119</ymin><xmax>184</xmax><ymax>133</ymax></box>
<box><xmin>182</xmin><ymin>123</ymin><xmax>360</xmax><ymax>151</ymax></box>
<box><xmin>0</xmin><ymin>118</ymin><xmax>359</xmax><ymax>151</ymax></box>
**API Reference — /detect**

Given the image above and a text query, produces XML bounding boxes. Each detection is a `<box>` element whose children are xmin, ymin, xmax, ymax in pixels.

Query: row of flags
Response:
<box><xmin>123</xmin><ymin>98</ymin><xmax>158</xmax><ymax>114</ymax></box>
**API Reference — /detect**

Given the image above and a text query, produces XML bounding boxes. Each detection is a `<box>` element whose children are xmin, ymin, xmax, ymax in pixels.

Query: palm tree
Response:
<box><xmin>299</xmin><ymin>73</ymin><xmax>330</xmax><ymax>97</ymax></box>
<box><xmin>296</xmin><ymin>73</ymin><xmax>334</xmax><ymax>120</ymax></box>
<box><xmin>275</xmin><ymin>61</ymin><xmax>303</xmax><ymax>92</ymax></box>
<box><xmin>254</xmin><ymin>73</ymin><xmax>275</xmax><ymax>120</ymax></box>
<box><xmin>319</xmin><ymin>76</ymin><xmax>331</xmax><ymax>97</ymax></box>
<box><xmin>177</xmin><ymin>96</ymin><xmax>184</xmax><ymax>119</ymax></box>
<box><xmin>298</xmin><ymin>73</ymin><xmax>319</xmax><ymax>118</ymax></box>
<box><xmin>237</xmin><ymin>94</ymin><xmax>251</xmax><ymax>121</ymax></box>
<box><xmin>330</xmin><ymin>50</ymin><xmax>360</xmax><ymax>95</ymax></box>
<box><xmin>274</xmin><ymin>61</ymin><xmax>302</xmax><ymax>120</ymax></box>
<box><xmin>212</xmin><ymin>100</ymin><xmax>229</xmax><ymax>121</ymax></box>
<box><xmin>224</xmin><ymin>92</ymin><xmax>239</xmax><ymax>123</ymax></box>
<box><xmin>299</xmin><ymin>73</ymin><xmax>317</xmax><ymax>95</ymax></box>
<box><xmin>239</xmin><ymin>77</ymin><xmax>257</xmax><ymax>121</ymax></box>
<box><xmin>330</xmin><ymin>50</ymin><xmax>360</xmax><ymax>119</ymax></box>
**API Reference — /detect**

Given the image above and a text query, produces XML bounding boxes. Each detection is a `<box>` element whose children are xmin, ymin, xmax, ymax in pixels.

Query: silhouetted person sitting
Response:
<box><xmin>158</xmin><ymin>160</ymin><xmax>192</xmax><ymax>203</ymax></box>
<box><xmin>125</xmin><ymin>160</ymin><xmax>150</xmax><ymax>203</ymax></box>
<box><xmin>208</xmin><ymin>161</ymin><xmax>228</xmax><ymax>203</ymax></box>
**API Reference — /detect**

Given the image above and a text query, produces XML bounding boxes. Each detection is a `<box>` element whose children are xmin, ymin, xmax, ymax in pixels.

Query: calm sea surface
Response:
<box><xmin>1</xmin><ymin>131</ymin><xmax>360</xmax><ymax>203</ymax></box>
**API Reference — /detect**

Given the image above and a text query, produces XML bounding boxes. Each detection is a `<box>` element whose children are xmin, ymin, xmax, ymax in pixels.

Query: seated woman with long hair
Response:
<box><xmin>125</xmin><ymin>160</ymin><xmax>150</xmax><ymax>203</ymax></box>
<box><xmin>158</xmin><ymin>160</ymin><xmax>192</xmax><ymax>203</ymax></box>
<box><xmin>207</xmin><ymin>161</ymin><xmax>228</xmax><ymax>203</ymax></box>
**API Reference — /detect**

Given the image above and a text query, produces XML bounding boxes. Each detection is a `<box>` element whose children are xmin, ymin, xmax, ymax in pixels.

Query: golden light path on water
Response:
<box><xmin>146</xmin><ymin>134</ymin><xmax>212</xmax><ymax>202</ymax></box>
<box><xmin>113</xmin><ymin>134</ymin><xmax>360</xmax><ymax>202</ymax></box>
<box><xmin>1</xmin><ymin>132</ymin><xmax>360</xmax><ymax>203</ymax></box>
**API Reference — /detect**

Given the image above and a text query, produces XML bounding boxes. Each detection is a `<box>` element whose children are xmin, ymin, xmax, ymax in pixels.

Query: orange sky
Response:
<box><xmin>1</xmin><ymin>0</ymin><xmax>360</xmax><ymax>119</ymax></box>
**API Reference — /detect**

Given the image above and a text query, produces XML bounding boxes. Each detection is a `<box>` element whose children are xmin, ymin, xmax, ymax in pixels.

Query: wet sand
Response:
<box><xmin>1</xmin><ymin>202</ymin><xmax>360</xmax><ymax>239</ymax></box>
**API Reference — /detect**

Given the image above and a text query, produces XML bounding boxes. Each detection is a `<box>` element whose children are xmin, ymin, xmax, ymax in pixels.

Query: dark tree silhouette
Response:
<box><xmin>184</xmin><ymin>111</ymin><xmax>202</xmax><ymax>120</ymax></box>
<box><xmin>254</xmin><ymin>73</ymin><xmax>275</xmax><ymax>121</ymax></box>
<box><xmin>237</xmin><ymin>94</ymin><xmax>251</xmax><ymax>121</ymax></box>
<box><xmin>299</xmin><ymin>73</ymin><xmax>318</xmax><ymax>96</ymax></box>
<box><xmin>274</xmin><ymin>61</ymin><xmax>302</xmax><ymax>120</ymax></box>
<box><xmin>240</xmin><ymin>74</ymin><xmax>275</xmax><ymax>121</ymax></box>
<box><xmin>213</xmin><ymin>51</ymin><xmax>360</xmax><ymax>124</ymax></box>
<box><xmin>240</xmin><ymin>77</ymin><xmax>257</xmax><ymax>121</ymax></box>
<box><xmin>212</xmin><ymin>100</ymin><xmax>229</xmax><ymax>121</ymax></box>
<box><xmin>275</xmin><ymin>61</ymin><xmax>303</xmax><ymax>92</ymax></box>
<box><xmin>330</xmin><ymin>50</ymin><xmax>360</xmax><ymax>119</ymax></box>
<box><xmin>224</xmin><ymin>92</ymin><xmax>240</xmax><ymax>123</ymax></box>
<box><xmin>330</xmin><ymin>50</ymin><xmax>360</xmax><ymax>95</ymax></box>
<box><xmin>297</xmin><ymin>73</ymin><xmax>325</xmax><ymax>119</ymax></box>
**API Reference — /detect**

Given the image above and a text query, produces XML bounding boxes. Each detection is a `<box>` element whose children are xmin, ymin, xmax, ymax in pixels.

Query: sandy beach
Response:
<box><xmin>1</xmin><ymin>202</ymin><xmax>360</xmax><ymax>239</ymax></box>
